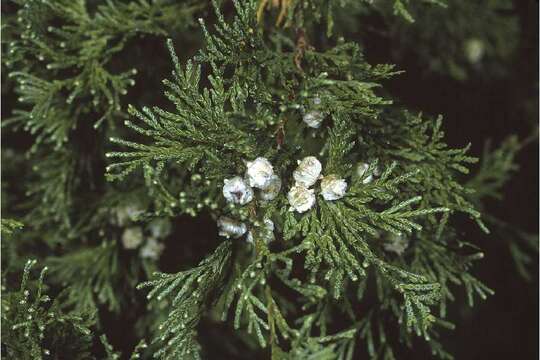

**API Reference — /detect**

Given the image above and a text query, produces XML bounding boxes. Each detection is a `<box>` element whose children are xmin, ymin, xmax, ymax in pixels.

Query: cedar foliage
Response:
<box><xmin>1</xmin><ymin>0</ymin><xmax>537</xmax><ymax>359</ymax></box>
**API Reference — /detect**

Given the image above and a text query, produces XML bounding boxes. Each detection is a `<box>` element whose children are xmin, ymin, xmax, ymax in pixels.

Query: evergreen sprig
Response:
<box><xmin>1</xmin><ymin>260</ymin><xmax>95</xmax><ymax>359</ymax></box>
<box><xmin>101</xmin><ymin>1</ymin><xmax>507</xmax><ymax>358</ymax></box>
<box><xmin>4</xmin><ymin>0</ymin><xmax>202</xmax><ymax>139</ymax></box>
<box><xmin>47</xmin><ymin>242</ymin><xmax>124</xmax><ymax>313</ymax></box>
<box><xmin>138</xmin><ymin>241</ymin><xmax>233</xmax><ymax>359</ymax></box>
<box><xmin>1</xmin><ymin>0</ymin><xmax>535</xmax><ymax>359</ymax></box>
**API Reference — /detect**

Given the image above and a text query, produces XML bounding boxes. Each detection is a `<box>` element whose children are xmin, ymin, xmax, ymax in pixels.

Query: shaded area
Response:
<box><xmin>360</xmin><ymin>1</ymin><xmax>539</xmax><ymax>358</ymax></box>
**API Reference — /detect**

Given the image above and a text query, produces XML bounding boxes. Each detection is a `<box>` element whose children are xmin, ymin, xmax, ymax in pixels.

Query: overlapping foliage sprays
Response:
<box><xmin>1</xmin><ymin>0</ymin><xmax>536</xmax><ymax>359</ymax></box>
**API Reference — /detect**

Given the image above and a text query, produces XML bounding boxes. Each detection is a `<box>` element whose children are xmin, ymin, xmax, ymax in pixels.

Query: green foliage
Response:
<box><xmin>1</xmin><ymin>0</ymin><xmax>204</xmax><ymax>248</ymax></box>
<box><xmin>255</xmin><ymin>0</ymin><xmax>446</xmax><ymax>35</ymax></box>
<box><xmin>24</xmin><ymin>150</ymin><xmax>77</xmax><ymax>231</ymax></box>
<box><xmin>4</xmin><ymin>0</ymin><xmax>202</xmax><ymax>141</ymax></box>
<box><xmin>106</xmin><ymin>51</ymin><xmax>258</xmax><ymax>183</ymax></box>
<box><xmin>100</xmin><ymin>0</ymin><xmax>532</xmax><ymax>358</ymax></box>
<box><xmin>139</xmin><ymin>241</ymin><xmax>233</xmax><ymax>359</ymax></box>
<box><xmin>101</xmin><ymin>335</ymin><xmax>148</xmax><ymax>360</ymax></box>
<box><xmin>1</xmin><ymin>218</ymin><xmax>23</xmax><ymax>236</ymax></box>
<box><xmin>380</xmin><ymin>0</ymin><xmax>519</xmax><ymax>80</ymax></box>
<box><xmin>282</xmin><ymin>163</ymin><xmax>448</xmax><ymax>303</ymax></box>
<box><xmin>284</xmin><ymin>320</ymin><xmax>357</xmax><ymax>360</ymax></box>
<box><xmin>1</xmin><ymin>260</ymin><xmax>95</xmax><ymax>359</ymax></box>
<box><xmin>47</xmin><ymin>242</ymin><xmax>124</xmax><ymax>312</ymax></box>
<box><xmin>379</xmin><ymin>111</ymin><xmax>485</xmax><ymax>231</ymax></box>
<box><xmin>467</xmin><ymin>135</ymin><xmax>539</xmax><ymax>280</ymax></box>
<box><xmin>1</xmin><ymin>0</ymin><xmax>536</xmax><ymax>359</ymax></box>
<box><xmin>467</xmin><ymin>135</ymin><xmax>521</xmax><ymax>201</ymax></box>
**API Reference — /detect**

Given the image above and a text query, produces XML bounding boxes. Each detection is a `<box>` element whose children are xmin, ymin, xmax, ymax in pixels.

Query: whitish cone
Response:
<box><xmin>121</xmin><ymin>226</ymin><xmax>144</xmax><ymax>249</ymax></box>
<box><xmin>259</xmin><ymin>175</ymin><xmax>281</xmax><ymax>201</ymax></box>
<box><xmin>321</xmin><ymin>175</ymin><xmax>348</xmax><ymax>201</ymax></box>
<box><xmin>293</xmin><ymin>156</ymin><xmax>322</xmax><ymax>187</ymax></box>
<box><xmin>245</xmin><ymin>157</ymin><xmax>274</xmax><ymax>189</ymax></box>
<box><xmin>223</xmin><ymin>176</ymin><xmax>253</xmax><ymax>205</ymax></box>
<box><xmin>288</xmin><ymin>185</ymin><xmax>316</xmax><ymax>213</ymax></box>
<box><xmin>217</xmin><ymin>217</ymin><xmax>247</xmax><ymax>238</ymax></box>
<box><xmin>140</xmin><ymin>237</ymin><xmax>165</xmax><ymax>260</ymax></box>
<box><xmin>303</xmin><ymin>110</ymin><xmax>324</xmax><ymax>128</ymax></box>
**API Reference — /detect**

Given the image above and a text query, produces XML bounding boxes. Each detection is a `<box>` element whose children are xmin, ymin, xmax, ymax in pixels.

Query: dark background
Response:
<box><xmin>360</xmin><ymin>0</ymin><xmax>539</xmax><ymax>357</ymax></box>
<box><xmin>365</xmin><ymin>2</ymin><xmax>539</xmax><ymax>359</ymax></box>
